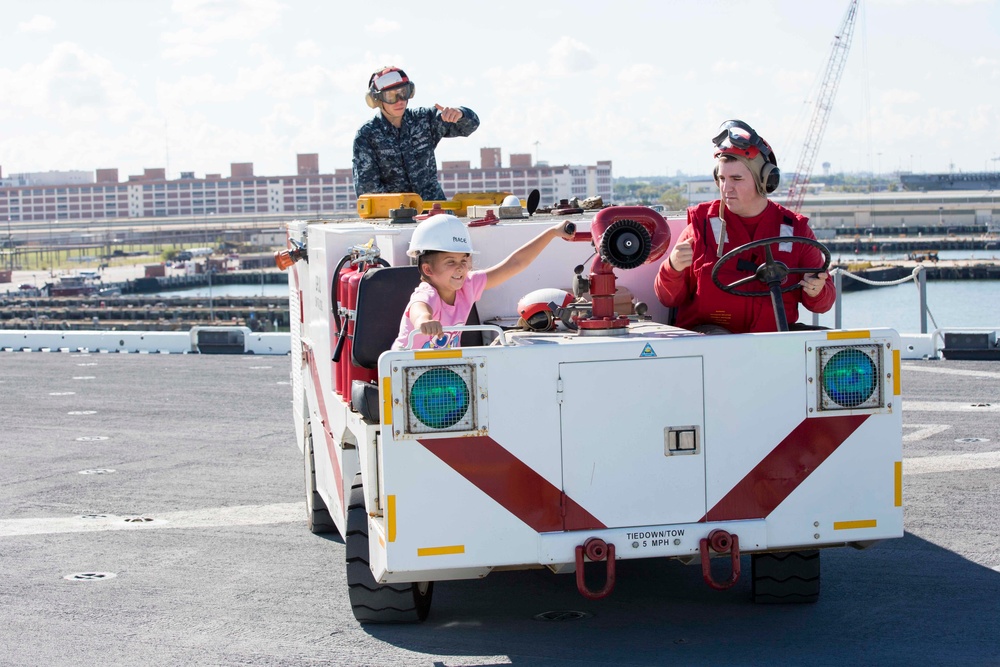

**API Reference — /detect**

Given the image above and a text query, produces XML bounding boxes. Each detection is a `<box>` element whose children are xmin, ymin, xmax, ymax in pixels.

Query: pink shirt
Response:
<box><xmin>392</xmin><ymin>270</ymin><xmax>488</xmax><ymax>350</ymax></box>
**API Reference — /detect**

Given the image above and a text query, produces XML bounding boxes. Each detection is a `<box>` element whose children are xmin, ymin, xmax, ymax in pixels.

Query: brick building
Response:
<box><xmin>0</xmin><ymin>150</ymin><xmax>613</xmax><ymax>222</ymax></box>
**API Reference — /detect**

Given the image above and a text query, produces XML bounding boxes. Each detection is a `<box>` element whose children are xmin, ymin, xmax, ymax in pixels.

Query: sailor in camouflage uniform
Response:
<box><xmin>352</xmin><ymin>66</ymin><xmax>480</xmax><ymax>201</ymax></box>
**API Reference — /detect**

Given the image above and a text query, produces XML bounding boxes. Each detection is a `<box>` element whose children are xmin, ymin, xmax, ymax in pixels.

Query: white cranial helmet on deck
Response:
<box><xmin>407</xmin><ymin>214</ymin><xmax>478</xmax><ymax>257</ymax></box>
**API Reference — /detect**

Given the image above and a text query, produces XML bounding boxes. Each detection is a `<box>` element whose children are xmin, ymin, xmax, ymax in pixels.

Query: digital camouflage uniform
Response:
<box><xmin>352</xmin><ymin>106</ymin><xmax>480</xmax><ymax>201</ymax></box>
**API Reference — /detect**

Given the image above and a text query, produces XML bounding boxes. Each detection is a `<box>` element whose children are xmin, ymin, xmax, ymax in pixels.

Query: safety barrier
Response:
<box><xmin>0</xmin><ymin>328</ymin><xmax>290</xmax><ymax>355</ymax></box>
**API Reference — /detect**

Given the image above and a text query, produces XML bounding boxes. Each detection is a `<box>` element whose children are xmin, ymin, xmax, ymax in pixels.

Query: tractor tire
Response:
<box><xmin>346</xmin><ymin>473</ymin><xmax>433</xmax><ymax>623</ymax></box>
<box><xmin>751</xmin><ymin>550</ymin><xmax>821</xmax><ymax>604</ymax></box>
<box><xmin>303</xmin><ymin>427</ymin><xmax>337</xmax><ymax>535</ymax></box>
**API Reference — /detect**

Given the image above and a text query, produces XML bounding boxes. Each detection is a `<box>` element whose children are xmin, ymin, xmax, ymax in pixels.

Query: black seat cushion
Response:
<box><xmin>351</xmin><ymin>266</ymin><xmax>421</xmax><ymax>369</ymax></box>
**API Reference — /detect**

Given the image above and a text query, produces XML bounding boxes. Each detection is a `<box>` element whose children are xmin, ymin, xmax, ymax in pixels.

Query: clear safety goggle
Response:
<box><xmin>712</xmin><ymin>121</ymin><xmax>768</xmax><ymax>159</ymax></box>
<box><xmin>373</xmin><ymin>82</ymin><xmax>414</xmax><ymax>104</ymax></box>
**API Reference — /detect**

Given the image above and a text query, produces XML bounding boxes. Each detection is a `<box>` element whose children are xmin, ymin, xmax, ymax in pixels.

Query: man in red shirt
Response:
<box><xmin>655</xmin><ymin>120</ymin><xmax>834</xmax><ymax>333</ymax></box>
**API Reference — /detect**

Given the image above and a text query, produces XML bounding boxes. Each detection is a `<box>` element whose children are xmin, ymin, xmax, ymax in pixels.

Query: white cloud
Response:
<box><xmin>0</xmin><ymin>42</ymin><xmax>147</xmax><ymax>125</ymax></box>
<box><xmin>162</xmin><ymin>0</ymin><xmax>286</xmax><ymax>61</ymax></box>
<box><xmin>365</xmin><ymin>18</ymin><xmax>400</xmax><ymax>34</ymax></box>
<box><xmin>616</xmin><ymin>63</ymin><xmax>661</xmax><ymax>87</ymax></box>
<box><xmin>295</xmin><ymin>39</ymin><xmax>322</xmax><ymax>59</ymax></box>
<box><xmin>18</xmin><ymin>15</ymin><xmax>55</xmax><ymax>33</ymax></box>
<box><xmin>880</xmin><ymin>88</ymin><xmax>922</xmax><ymax>105</ymax></box>
<box><xmin>711</xmin><ymin>60</ymin><xmax>746</xmax><ymax>74</ymax></box>
<box><xmin>549</xmin><ymin>36</ymin><xmax>596</xmax><ymax>75</ymax></box>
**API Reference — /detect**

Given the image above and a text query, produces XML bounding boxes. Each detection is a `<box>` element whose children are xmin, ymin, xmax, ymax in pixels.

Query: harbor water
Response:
<box><xmin>813</xmin><ymin>280</ymin><xmax>1000</xmax><ymax>333</ymax></box>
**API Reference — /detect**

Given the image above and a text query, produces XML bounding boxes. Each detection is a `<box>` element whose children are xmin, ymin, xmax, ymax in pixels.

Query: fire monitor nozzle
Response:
<box><xmin>588</xmin><ymin>207</ymin><xmax>671</xmax><ymax>271</ymax></box>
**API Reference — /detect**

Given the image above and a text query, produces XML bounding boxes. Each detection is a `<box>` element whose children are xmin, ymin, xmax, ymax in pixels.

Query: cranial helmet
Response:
<box><xmin>407</xmin><ymin>214</ymin><xmax>478</xmax><ymax>257</ymax></box>
<box><xmin>365</xmin><ymin>66</ymin><xmax>416</xmax><ymax>109</ymax></box>
<box><xmin>711</xmin><ymin>119</ymin><xmax>781</xmax><ymax>195</ymax></box>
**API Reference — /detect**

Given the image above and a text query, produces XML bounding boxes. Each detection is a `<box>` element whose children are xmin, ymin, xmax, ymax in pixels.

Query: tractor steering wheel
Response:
<box><xmin>710</xmin><ymin>236</ymin><xmax>831</xmax><ymax>332</ymax></box>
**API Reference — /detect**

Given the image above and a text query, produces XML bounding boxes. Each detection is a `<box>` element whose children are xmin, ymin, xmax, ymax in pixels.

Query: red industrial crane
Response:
<box><xmin>784</xmin><ymin>0</ymin><xmax>860</xmax><ymax>212</ymax></box>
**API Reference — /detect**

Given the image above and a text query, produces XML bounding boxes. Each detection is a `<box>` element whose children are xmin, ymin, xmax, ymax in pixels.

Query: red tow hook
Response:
<box><xmin>699</xmin><ymin>529</ymin><xmax>741</xmax><ymax>590</ymax></box>
<box><xmin>575</xmin><ymin>537</ymin><xmax>616</xmax><ymax>600</ymax></box>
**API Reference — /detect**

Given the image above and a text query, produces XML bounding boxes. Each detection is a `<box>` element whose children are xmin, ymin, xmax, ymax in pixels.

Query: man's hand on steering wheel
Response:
<box><xmin>799</xmin><ymin>271</ymin><xmax>829</xmax><ymax>298</ymax></box>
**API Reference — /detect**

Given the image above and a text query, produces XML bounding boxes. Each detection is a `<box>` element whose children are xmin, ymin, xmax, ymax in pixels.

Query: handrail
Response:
<box><xmin>830</xmin><ymin>265</ymin><xmax>933</xmax><ymax>333</ymax></box>
<box><xmin>405</xmin><ymin>324</ymin><xmax>506</xmax><ymax>350</ymax></box>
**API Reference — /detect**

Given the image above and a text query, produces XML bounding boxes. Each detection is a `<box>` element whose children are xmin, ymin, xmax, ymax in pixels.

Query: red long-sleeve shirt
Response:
<box><xmin>655</xmin><ymin>200</ymin><xmax>835</xmax><ymax>333</ymax></box>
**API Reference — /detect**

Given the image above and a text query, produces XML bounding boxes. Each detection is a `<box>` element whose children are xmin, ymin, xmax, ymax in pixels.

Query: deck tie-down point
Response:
<box><xmin>575</xmin><ymin>537</ymin><xmax>616</xmax><ymax>600</ymax></box>
<box><xmin>700</xmin><ymin>529</ymin><xmax>741</xmax><ymax>590</ymax></box>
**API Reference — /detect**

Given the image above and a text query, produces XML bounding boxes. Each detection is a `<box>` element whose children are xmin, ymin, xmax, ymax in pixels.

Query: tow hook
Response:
<box><xmin>575</xmin><ymin>537</ymin><xmax>616</xmax><ymax>600</ymax></box>
<box><xmin>699</xmin><ymin>529</ymin><xmax>741</xmax><ymax>590</ymax></box>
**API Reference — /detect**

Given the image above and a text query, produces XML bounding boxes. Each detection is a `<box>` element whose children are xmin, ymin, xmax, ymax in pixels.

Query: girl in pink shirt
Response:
<box><xmin>393</xmin><ymin>214</ymin><xmax>573</xmax><ymax>350</ymax></box>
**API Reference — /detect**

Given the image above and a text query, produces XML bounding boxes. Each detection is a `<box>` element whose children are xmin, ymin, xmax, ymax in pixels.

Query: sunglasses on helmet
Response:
<box><xmin>373</xmin><ymin>82</ymin><xmax>414</xmax><ymax>104</ymax></box>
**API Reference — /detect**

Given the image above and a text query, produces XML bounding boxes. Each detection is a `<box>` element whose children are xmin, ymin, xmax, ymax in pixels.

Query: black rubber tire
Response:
<box><xmin>303</xmin><ymin>427</ymin><xmax>337</xmax><ymax>535</ymax></box>
<box><xmin>751</xmin><ymin>550</ymin><xmax>821</xmax><ymax>604</ymax></box>
<box><xmin>346</xmin><ymin>473</ymin><xmax>433</xmax><ymax>623</ymax></box>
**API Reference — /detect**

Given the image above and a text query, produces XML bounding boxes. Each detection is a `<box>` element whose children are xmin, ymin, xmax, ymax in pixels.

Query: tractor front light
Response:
<box><xmin>397</xmin><ymin>360</ymin><xmax>487</xmax><ymax>436</ymax></box>
<box><xmin>816</xmin><ymin>343</ymin><xmax>884</xmax><ymax>412</ymax></box>
<box><xmin>409</xmin><ymin>367</ymin><xmax>471</xmax><ymax>430</ymax></box>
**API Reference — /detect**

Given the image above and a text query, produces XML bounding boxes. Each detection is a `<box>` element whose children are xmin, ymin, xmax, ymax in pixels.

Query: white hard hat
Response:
<box><xmin>407</xmin><ymin>214</ymin><xmax>478</xmax><ymax>257</ymax></box>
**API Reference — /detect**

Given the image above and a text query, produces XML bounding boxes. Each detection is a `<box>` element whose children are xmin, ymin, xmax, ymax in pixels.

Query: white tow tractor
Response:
<box><xmin>276</xmin><ymin>197</ymin><xmax>903</xmax><ymax>623</ymax></box>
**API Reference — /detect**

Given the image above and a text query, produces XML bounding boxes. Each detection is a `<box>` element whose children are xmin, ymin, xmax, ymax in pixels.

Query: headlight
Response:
<box><xmin>817</xmin><ymin>344</ymin><xmax>883</xmax><ymax>411</ymax></box>
<box><xmin>401</xmin><ymin>362</ymin><xmax>485</xmax><ymax>435</ymax></box>
<box><xmin>409</xmin><ymin>367</ymin><xmax>472</xmax><ymax>430</ymax></box>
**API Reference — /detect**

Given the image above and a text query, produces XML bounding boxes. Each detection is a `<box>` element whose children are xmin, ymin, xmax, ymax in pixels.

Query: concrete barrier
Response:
<box><xmin>0</xmin><ymin>328</ymin><xmax>291</xmax><ymax>355</ymax></box>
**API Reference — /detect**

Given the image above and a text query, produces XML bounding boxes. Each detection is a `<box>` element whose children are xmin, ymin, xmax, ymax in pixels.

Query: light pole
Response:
<box><xmin>5</xmin><ymin>215</ymin><xmax>11</xmax><ymax>272</ymax></box>
<box><xmin>208</xmin><ymin>266</ymin><xmax>215</xmax><ymax>322</ymax></box>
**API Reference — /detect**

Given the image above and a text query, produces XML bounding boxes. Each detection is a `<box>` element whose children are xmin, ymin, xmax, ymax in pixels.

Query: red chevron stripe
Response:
<box><xmin>703</xmin><ymin>414</ymin><xmax>870</xmax><ymax>522</ymax></box>
<box><xmin>418</xmin><ymin>436</ymin><xmax>606</xmax><ymax>532</ymax></box>
<box><xmin>304</xmin><ymin>344</ymin><xmax>344</xmax><ymax>505</ymax></box>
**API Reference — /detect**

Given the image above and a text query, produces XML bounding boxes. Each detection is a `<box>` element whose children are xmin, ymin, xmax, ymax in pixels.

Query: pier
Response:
<box><xmin>825</xmin><ymin>236</ymin><xmax>999</xmax><ymax>254</ymax></box>
<box><xmin>112</xmin><ymin>268</ymin><xmax>288</xmax><ymax>294</ymax></box>
<box><xmin>0</xmin><ymin>294</ymin><xmax>290</xmax><ymax>332</ymax></box>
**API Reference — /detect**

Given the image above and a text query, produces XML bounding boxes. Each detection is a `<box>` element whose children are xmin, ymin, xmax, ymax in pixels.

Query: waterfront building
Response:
<box><xmin>798</xmin><ymin>190</ymin><xmax>1000</xmax><ymax>235</ymax></box>
<box><xmin>900</xmin><ymin>171</ymin><xmax>1000</xmax><ymax>192</ymax></box>
<box><xmin>440</xmin><ymin>148</ymin><xmax>613</xmax><ymax>205</ymax></box>
<box><xmin>0</xmin><ymin>150</ymin><xmax>613</xmax><ymax>224</ymax></box>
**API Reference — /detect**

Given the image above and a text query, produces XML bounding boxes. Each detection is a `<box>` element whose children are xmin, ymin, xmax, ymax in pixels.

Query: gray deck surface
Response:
<box><xmin>1</xmin><ymin>352</ymin><xmax>998</xmax><ymax>666</ymax></box>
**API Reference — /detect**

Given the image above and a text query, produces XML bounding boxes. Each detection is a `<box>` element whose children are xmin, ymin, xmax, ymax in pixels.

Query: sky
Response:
<box><xmin>1</xmin><ymin>0</ymin><xmax>998</xmax><ymax>183</ymax></box>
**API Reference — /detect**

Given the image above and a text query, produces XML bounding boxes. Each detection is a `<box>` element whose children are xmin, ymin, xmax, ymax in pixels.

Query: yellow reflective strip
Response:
<box><xmin>895</xmin><ymin>461</ymin><xmax>903</xmax><ymax>507</ymax></box>
<box><xmin>417</xmin><ymin>545</ymin><xmax>465</xmax><ymax>557</ymax></box>
<box><xmin>382</xmin><ymin>376</ymin><xmax>392</xmax><ymax>425</ymax></box>
<box><xmin>827</xmin><ymin>330</ymin><xmax>871</xmax><ymax>340</ymax></box>
<box><xmin>893</xmin><ymin>349</ymin><xmax>901</xmax><ymax>395</ymax></box>
<box><xmin>387</xmin><ymin>495</ymin><xmax>396</xmax><ymax>542</ymax></box>
<box><xmin>833</xmin><ymin>519</ymin><xmax>877</xmax><ymax>530</ymax></box>
<box><xmin>414</xmin><ymin>350</ymin><xmax>463</xmax><ymax>360</ymax></box>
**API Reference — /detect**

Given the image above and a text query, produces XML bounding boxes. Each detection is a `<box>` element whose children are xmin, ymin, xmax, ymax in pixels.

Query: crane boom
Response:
<box><xmin>784</xmin><ymin>0</ymin><xmax>859</xmax><ymax>212</ymax></box>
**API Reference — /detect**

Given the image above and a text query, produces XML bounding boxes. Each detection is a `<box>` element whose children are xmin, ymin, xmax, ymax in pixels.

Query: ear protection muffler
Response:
<box><xmin>713</xmin><ymin>152</ymin><xmax>781</xmax><ymax>195</ymax></box>
<box><xmin>761</xmin><ymin>159</ymin><xmax>780</xmax><ymax>194</ymax></box>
